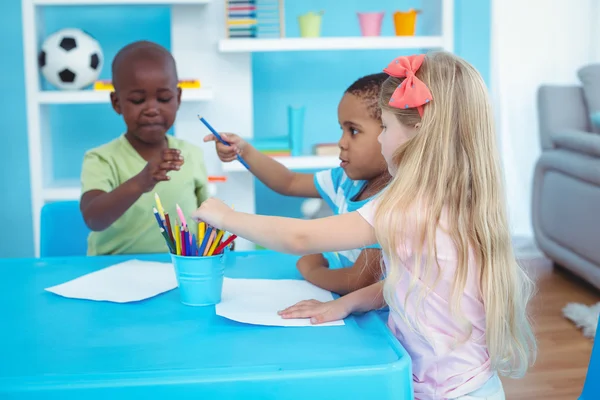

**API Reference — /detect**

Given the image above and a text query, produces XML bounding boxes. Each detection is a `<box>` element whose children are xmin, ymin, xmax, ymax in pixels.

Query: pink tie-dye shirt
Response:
<box><xmin>357</xmin><ymin>201</ymin><xmax>493</xmax><ymax>400</ymax></box>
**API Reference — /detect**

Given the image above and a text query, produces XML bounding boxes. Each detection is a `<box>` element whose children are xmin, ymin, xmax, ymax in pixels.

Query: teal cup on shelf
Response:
<box><xmin>288</xmin><ymin>105</ymin><xmax>306</xmax><ymax>156</ymax></box>
<box><xmin>170</xmin><ymin>249</ymin><xmax>230</xmax><ymax>306</ymax></box>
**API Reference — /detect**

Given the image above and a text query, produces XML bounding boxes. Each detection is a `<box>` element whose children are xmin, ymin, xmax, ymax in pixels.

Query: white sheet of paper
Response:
<box><xmin>45</xmin><ymin>260</ymin><xmax>178</xmax><ymax>303</ymax></box>
<box><xmin>216</xmin><ymin>277</ymin><xmax>345</xmax><ymax>327</ymax></box>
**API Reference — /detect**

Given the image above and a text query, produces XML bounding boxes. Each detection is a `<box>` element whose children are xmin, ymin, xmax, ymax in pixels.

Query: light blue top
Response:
<box><xmin>314</xmin><ymin>167</ymin><xmax>381</xmax><ymax>269</ymax></box>
<box><xmin>0</xmin><ymin>251</ymin><xmax>412</xmax><ymax>400</ymax></box>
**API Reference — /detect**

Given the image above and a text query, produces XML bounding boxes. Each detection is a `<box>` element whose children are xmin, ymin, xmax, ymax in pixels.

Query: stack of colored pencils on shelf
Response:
<box><xmin>152</xmin><ymin>193</ymin><xmax>236</xmax><ymax>257</ymax></box>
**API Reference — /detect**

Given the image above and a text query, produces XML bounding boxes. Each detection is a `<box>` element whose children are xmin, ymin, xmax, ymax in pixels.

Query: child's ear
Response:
<box><xmin>110</xmin><ymin>92</ymin><xmax>122</xmax><ymax>115</ymax></box>
<box><xmin>176</xmin><ymin>87</ymin><xmax>182</xmax><ymax>109</ymax></box>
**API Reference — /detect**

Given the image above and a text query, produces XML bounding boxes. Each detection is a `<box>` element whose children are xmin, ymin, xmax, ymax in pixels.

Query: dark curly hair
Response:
<box><xmin>345</xmin><ymin>72</ymin><xmax>388</xmax><ymax>120</ymax></box>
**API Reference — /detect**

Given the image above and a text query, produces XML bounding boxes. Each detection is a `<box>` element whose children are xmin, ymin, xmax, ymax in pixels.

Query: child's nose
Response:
<box><xmin>338</xmin><ymin>136</ymin><xmax>348</xmax><ymax>150</ymax></box>
<box><xmin>143</xmin><ymin>102</ymin><xmax>160</xmax><ymax>116</ymax></box>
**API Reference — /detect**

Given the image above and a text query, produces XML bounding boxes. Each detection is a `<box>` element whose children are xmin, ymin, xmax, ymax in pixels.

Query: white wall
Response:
<box><xmin>491</xmin><ymin>0</ymin><xmax>596</xmax><ymax>237</ymax></box>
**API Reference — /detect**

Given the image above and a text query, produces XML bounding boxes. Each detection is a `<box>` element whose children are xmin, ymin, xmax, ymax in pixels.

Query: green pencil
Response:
<box><xmin>160</xmin><ymin>228</ymin><xmax>175</xmax><ymax>253</ymax></box>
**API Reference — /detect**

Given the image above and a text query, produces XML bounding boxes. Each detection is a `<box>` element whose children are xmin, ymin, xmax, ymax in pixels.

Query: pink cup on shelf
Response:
<box><xmin>357</xmin><ymin>12</ymin><xmax>385</xmax><ymax>36</ymax></box>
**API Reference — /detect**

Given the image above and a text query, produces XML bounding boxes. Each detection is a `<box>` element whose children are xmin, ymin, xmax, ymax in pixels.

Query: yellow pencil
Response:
<box><xmin>154</xmin><ymin>193</ymin><xmax>165</xmax><ymax>220</ymax></box>
<box><xmin>203</xmin><ymin>229</ymin><xmax>217</xmax><ymax>256</ymax></box>
<box><xmin>175</xmin><ymin>224</ymin><xmax>181</xmax><ymax>255</ymax></box>
<box><xmin>198</xmin><ymin>222</ymin><xmax>206</xmax><ymax>246</ymax></box>
<box><xmin>207</xmin><ymin>230</ymin><xmax>224</xmax><ymax>256</ymax></box>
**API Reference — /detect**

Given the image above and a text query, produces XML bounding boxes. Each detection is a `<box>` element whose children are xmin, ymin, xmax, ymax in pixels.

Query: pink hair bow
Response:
<box><xmin>383</xmin><ymin>54</ymin><xmax>432</xmax><ymax>117</ymax></box>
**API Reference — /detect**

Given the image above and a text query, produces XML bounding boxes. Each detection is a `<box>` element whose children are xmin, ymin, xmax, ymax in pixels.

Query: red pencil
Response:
<box><xmin>180</xmin><ymin>228</ymin><xmax>187</xmax><ymax>256</ymax></box>
<box><xmin>164</xmin><ymin>212</ymin><xmax>174</xmax><ymax>244</ymax></box>
<box><xmin>213</xmin><ymin>235</ymin><xmax>237</xmax><ymax>255</ymax></box>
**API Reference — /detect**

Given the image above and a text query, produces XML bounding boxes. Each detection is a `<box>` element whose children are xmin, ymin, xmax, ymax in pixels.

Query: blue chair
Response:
<box><xmin>580</xmin><ymin>318</ymin><xmax>600</xmax><ymax>399</ymax></box>
<box><xmin>40</xmin><ymin>201</ymin><xmax>90</xmax><ymax>257</ymax></box>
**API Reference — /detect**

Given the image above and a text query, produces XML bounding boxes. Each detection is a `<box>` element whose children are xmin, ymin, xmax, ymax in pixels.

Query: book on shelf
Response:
<box><xmin>314</xmin><ymin>143</ymin><xmax>340</xmax><ymax>157</ymax></box>
<box><xmin>249</xmin><ymin>137</ymin><xmax>290</xmax><ymax>156</ymax></box>
<box><xmin>93</xmin><ymin>79</ymin><xmax>201</xmax><ymax>91</ymax></box>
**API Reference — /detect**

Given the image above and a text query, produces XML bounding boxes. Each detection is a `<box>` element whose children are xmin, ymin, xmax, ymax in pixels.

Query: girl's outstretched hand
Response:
<box><xmin>278</xmin><ymin>298</ymin><xmax>351</xmax><ymax>325</ymax></box>
<box><xmin>192</xmin><ymin>198</ymin><xmax>233</xmax><ymax>229</ymax></box>
<box><xmin>203</xmin><ymin>132</ymin><xmax>247</xmax><ymax>163</ymax></box>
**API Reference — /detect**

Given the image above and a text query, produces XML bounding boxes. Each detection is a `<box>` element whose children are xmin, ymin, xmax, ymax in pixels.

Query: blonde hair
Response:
<box><xmin>374</xmin><ymin>51</ymin><xmax>536</xmax><ymax>378</ymax></box>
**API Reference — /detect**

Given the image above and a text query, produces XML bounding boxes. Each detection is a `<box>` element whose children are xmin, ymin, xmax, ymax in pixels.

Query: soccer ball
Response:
<box><xmin>38</xmin><ymin>28</ymin><xmax>103</xmax><ymax>91</ymax></box>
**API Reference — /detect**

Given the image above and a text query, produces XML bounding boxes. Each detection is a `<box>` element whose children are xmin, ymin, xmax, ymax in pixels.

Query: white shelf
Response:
<box><xmin>43</xmin><ymin>182</ymin><xmax>218</xmax><ymax>201</ymax></box>
<box><xmin>33</xmin><ymin>0</ymin><xmax>210</xmax><ymax>5</ymax></box>
<box><xmin>223</xmin><ymin>155</ymin><xmax>340</xmax><ymax>173</ymax></box>
<box><xmin>218</xmin><ymin>36</ymin><xmax>444</xmax><ymax>53</ymax></box>
<box><xmin>37</xmin><ymin>89</ymin><xmax>213</xmax><ymax>104</ymax></box>
<box><xmin>43</xmin><ymin>186</ymin><xmax>81</xmax><ymax>202</ymax></box>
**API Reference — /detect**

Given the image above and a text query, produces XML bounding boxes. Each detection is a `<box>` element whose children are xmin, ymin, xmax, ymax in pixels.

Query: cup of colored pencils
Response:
<box><xmin>152</xmin><ymin>194</ymin><xmax>237</xmax><ymax>306</ymax></box>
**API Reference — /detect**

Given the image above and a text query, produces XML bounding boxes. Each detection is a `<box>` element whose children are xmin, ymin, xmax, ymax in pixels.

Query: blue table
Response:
<box><xmin>0</xmin><ymin>251</ymin><xmax>412</xmax><ymax>399</ymax></box>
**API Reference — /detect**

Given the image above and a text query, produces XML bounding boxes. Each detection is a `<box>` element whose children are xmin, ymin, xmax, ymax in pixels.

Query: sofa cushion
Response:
<box><xmin>578</xmin><ymin>64</ymin><xmax>600</xmax><ymax>133</ymax></box>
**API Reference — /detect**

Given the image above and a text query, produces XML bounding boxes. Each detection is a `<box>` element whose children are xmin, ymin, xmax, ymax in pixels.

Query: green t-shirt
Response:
<box><xmin>81</xmin><ymin>135</ymin><xmax>210</xmax><ymax>256</ymax></box>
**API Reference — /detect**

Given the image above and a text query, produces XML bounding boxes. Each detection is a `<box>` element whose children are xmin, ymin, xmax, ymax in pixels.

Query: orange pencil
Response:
<box><xmin>207</xmin><ymin>230</ymin><xmax>224</xmax><ymax>256</ymax></box>
<box><xmin>203</xmin><ymin>229</ymin><xmax>217</xmax><ymax>256</ymax></box>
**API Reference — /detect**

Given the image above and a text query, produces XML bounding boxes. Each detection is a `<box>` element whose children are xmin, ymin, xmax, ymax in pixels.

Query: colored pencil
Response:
<box><xmin>160</xmin><ymin>228</ymin><xmax>175</xmax><ymax>253</ymax></box>
<box><xmin>181</xmin><ymin>229</ymin><xmax>187</xmax><ymax>256</ymax></box>
<box><xmin>197</xmin><ymin>115</ymin><xmax>251</xmax><ymax>170</ymax></box>
<box><xmin>191</xmin><ymin>234</ymin><xmax>197</xmax><ymax>256</ymax></box>
<box><xmin>207</xmin><ymin>230</ymin><xmax>225</xmax><ymax>256</ymax></box>
<box><xmin>198</xmin><ymin>226</ymin><xmax>213</xmax><ymax>255</ymax></box>
<box><xmin>203</xmin><ymin>229</ymin><xmax>217</xmax><ymax>256</ymax></box>
<box><xmin>153</xmin><ymin>208</ymin><xmax>165</xmax><ymax>230</ymax></box>
<box><xmin>198</xmin><ymin>222</ymin><xmax>206</xmax><ymax>245</ymax></box>
<box><xmin>175</xmin><ymin>225</ymin><xmax>181</xmax><ymax>255</ymax></box>
<box><xmin>154</xmin><ymin>193</ymin><xmax>165</xmax><ymax>220</ymax></box>
<box><xmin>184</xmin><ymin>226</ymin><xmax>191</xmax><ymax>249</ymax></box>
<box><xmin>214</xmin><ymin>234</ymin><xmax>237</xmax><ymax>255</ymax></box>
<box><xmin>176</xmin><ymin>204</ymin><xmax>187</xmax><ymax>229</ymax></box>
<box><xmin>164</xmin><ymin>212</ymin><xmax>175</xmax><ymax>244</ymax></box>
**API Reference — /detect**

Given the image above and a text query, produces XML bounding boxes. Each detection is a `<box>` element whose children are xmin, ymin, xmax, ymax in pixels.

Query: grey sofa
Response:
<box><xmin>533</xmin><ymin>77</ymin><xmax>600</xmax><ymax>289</ymax></box>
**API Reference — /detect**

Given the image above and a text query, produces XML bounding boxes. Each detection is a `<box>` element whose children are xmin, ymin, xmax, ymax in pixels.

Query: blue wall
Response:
<box><xmin>0</xmin><ymin>0</ymin><xmax>490</xmax><ymax>258</ymax></box>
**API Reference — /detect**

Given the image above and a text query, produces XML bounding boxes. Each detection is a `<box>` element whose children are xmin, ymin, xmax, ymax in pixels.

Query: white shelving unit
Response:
<box><xmin>22</xmin><ymin>0</ymin><xmax>454</xmax><ymax>254</ymax></box>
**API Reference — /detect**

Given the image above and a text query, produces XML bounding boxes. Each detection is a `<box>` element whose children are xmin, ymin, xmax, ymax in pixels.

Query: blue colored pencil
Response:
<box><xmin>184</xmin><ymin>229</ymin><xmax>191</xmax><ymax>256</ymax></box>
<box><xmin>153</xmin><ymin>208</ymin><xmax>165</xmax><ymax>230</ymax></box>
<box><xmin>197</xmin><ymin>115</ymin><xmax>251</xmax><ymax>170</ymax></box>
<box><xmin>198</xmin><ymin>226</ymin><xmax>213</xmax><ymax>256</ymax></box>
<box><xmin>191</xmin><ymin>233</ymin><xmax>197</xmax><ymax>256</ymax></box>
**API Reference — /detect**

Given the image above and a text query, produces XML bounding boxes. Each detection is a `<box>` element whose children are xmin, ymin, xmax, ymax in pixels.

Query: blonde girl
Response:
<box><xmin>193</xmin><ymin>51</ymin><xmax>536</xmax><ymax>399</ymax></box>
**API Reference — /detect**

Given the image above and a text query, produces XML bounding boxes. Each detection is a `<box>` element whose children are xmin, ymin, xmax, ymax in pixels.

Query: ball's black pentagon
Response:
<box><xmin>58</xmin><ymin>68</ymin><xmax>76</xmax><ymax>83</ymax></box>
<box><xmin>38</xmin><ymin>50</ymin><xmax>46</xmax><ymax>68</ymax></box>
<box><xmin>59</xmin><ymin>37</ymin><xmax>77</xmax><ymax>51</ymax></box>
<box><xmin>90</xmin><ymin>53</ymin><xmax>100</xmax><ymax>70</ymax></box>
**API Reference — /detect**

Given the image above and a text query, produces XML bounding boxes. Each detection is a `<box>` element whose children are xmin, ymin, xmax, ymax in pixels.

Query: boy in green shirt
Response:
<box><xmin>80</xmin><ymin>41</ymin><xmax>209</xmax><ymax>255</ymax></box>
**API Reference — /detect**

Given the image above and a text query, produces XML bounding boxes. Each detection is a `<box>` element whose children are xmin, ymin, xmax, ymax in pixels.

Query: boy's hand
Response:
<box><xmin>136</xmin><ymin>149</ymin><xmax>183</xmax><ymax>193</ymax></box>
<box><xmin>296</xmin><ymin>254</ymin><xmax>328</xmax><ymax>280</ymax></box>
<box><xmin>278</xmin><ymin>298</ymin><xmax>351</xmax><ymax>325</ymax></box>
<box><xmin>203</xmin><ymin>132</ymin><xmax>247</xmax><ymax>162</ymax></box>
<box><xmin>192</xmin><ymin>197</ymin><xmax>234</xmax><ymax>229</ymax></box>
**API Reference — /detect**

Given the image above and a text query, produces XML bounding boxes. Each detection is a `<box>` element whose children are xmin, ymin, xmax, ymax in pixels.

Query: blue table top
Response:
<box><xmin>0</xmin><ymin>251</ymin><xmax>412</xmax><ymax>399</ymax></box>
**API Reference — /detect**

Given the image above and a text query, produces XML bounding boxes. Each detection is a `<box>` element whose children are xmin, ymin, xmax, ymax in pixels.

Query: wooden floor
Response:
<box><xmin>501</xmin><ymin>263</ymin><xmax>600</xmax><ymax>399</ymax></box>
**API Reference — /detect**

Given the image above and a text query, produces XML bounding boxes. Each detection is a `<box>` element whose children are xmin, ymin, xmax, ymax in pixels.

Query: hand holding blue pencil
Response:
<box><xmin>198</xmin><ymin>116</ymin><xmax>251</xmax><ymax>170</ymax></box>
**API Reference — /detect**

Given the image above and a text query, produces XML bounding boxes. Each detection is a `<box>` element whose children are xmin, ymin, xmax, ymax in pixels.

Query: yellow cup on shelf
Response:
<box><xmin>298</xmin><ymin>11</ymin><xmax>324</xmax><ymax>38</ymax></box>
<box><xmin>393</xmin><ymin>9</ymin><xmax>419</xmax><ymax>36</ymax></box>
